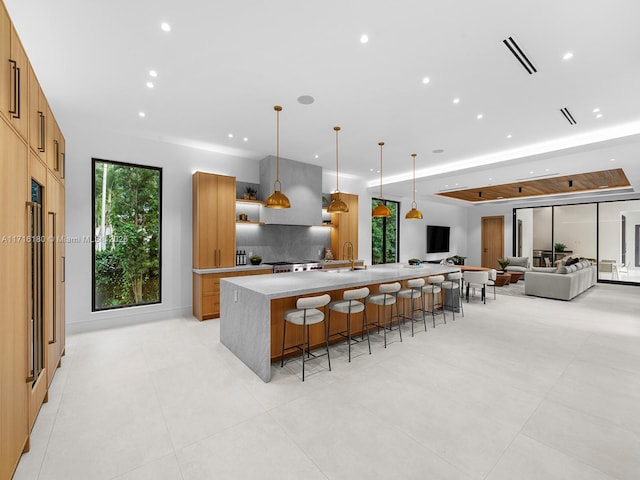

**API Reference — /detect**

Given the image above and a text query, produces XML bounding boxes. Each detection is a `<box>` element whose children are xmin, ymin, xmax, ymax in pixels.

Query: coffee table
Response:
<box><xmin>494</xmin><ymin>272</ymin><xmax>511</xmax><ymax>286</ymax></box>
<box><xmin>509</xmin><ymin>272</ymin><xmax>523</xmax><ymax>282</ymax></box>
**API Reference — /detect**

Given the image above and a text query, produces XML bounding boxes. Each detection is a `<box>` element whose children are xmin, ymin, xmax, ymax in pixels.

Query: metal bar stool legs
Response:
<box><xmin>421</xmin><ymin>275</ymin><xmax>446</xmax><ymax>327</ymax></box>
<box><xmin>328</xmin><ymin>287</ymin><xmax>371</xmax><ymax>362</ymax></box>
<box><xmin>281</xmin><ymin>293</ymin><xmax>332</xmax><ymax>381</ymax></box>
<box><xmin>442</xmin><ymin>272</ymin><xmax>464</xmax><ymax>320</ymax></box>
<box><xmin>366</xmin><ymin>282</ymin><xmax>401</xmax><ymax>348</ymax></box>
<box><xmin>397</xmin><ymin>278</ymin><xmax>427</xmax><ymax>336</ymax></box>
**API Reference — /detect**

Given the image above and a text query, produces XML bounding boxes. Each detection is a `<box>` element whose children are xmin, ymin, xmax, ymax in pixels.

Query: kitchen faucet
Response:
<box><xmin>343</xmin><ymin>241</ymin><xmax>355</xmax><ymax>271</ymax></box>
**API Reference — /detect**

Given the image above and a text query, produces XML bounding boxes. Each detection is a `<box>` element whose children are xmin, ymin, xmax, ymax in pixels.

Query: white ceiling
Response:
<box><xmin>6</xmin><ymin>0</ymin><xmax>640</xmax><ymax>205</ymax></box>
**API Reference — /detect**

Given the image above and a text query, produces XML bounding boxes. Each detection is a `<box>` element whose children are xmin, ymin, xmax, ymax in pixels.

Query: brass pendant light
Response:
<box><xmin>326</xmin><ymin>126</ymin><xmax>349</xmax><ymax>213</ymax></box>
<box><xmin>372</xmin><ymin>141</ymin><xmax>391</xmax><ymax>217</ymax></box>
<box><xmin>265</xmin><ymin>105</ymin><xmax>291</xmax><ymax>209</ymax></box>
<box><xmin>405</xmin><ymin>153</ymin><xmax>423</xmax><ymax>219</ymax></box>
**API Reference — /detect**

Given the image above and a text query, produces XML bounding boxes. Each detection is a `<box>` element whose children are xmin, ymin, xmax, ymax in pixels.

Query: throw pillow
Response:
<box><xmin>566</xmin><ymin>257</ymin><xmax>580</xmax><ymax>266</ymax></box>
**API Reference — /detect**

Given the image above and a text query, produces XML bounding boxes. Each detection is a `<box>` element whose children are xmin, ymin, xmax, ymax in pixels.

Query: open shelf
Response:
<box><xmin>236</xmin><ymin>220</ymin><xmax>264</xmax><ymax>225</ymax></box>
<box><xmin>236</xmin><ymin>198</ymin><xmax>265</xmax><ymax>205</ymax></box>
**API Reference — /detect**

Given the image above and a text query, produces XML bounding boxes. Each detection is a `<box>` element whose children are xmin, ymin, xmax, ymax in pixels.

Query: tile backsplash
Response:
<box><xmin>236</xmin><ymin>224</ymin><xmax>330</xmax><ymax>261</ymax></box>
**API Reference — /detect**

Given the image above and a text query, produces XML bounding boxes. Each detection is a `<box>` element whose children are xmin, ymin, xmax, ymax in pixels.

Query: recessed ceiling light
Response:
<box><xmin>149</xmin><ymin>70</ymin><xmax>157</xmax><ymax>77</ymax></box>
<box><xmin>243</xmin><ymin>137</ymin><xmax>248</xmax><ymax>142</ymax></box>
<box><xmin>453</xmin><ymin>98</ymin><xmax>460</xmax><ymax>104</ymax></box>
<box><xmin>545</xmin><ymin>168</ymin><xmax>550</xmax><ymax>171</ymax></box>
<box><xmin>596</xmin><ymin>113</ymin><xmax>603</xmax><ymax>118</ymax></box>
<box><xmin>610</xmin><ymin>158</ymin><xmax>616</xmax><ymax>162</ymax></box>
<box><xmin>497</xmin><ymin>196</ymin><xmax>504</xmax><ymax>199</ymax></box>
<box><xmin>297</xmin><ymin>95</ymin><xmax>314</xmax><ymax>105</ymax></box>
<box><xmin>445</xmin><ymin>184</ymin><xmax>449</xmax><ymax>188</ymax></box>
<box><xmin>477</xmin><ymin>114</ymin><xmax>483</xmax><ymax>120</ymax></box>
<box><xmin>593</xmin><ymin>108</ymin><xmax>600</xmax><ymax>113</ymax></box>
<box><xmin>455</xmin><ymin>183</ymin><xmax>459</xmax><ymax>186</ymax></box>
<box><xmin>138</xmin><ymin>112</ymin><xmax>146</xmax><ymax>118</ymax></box>
<box><xmin>376</xmin><ymin>170</ymin><xmax>380</xmax><ymax>173</ymax></box>
<box><xmin>529</xmin><ymin>171</ymin><xmax>534</xmax><ymax>174</ymax></box>
<box><xmin>489</xmin><ymin>178</ymin><xmax>492</xmax><ymax>181</ymax></box>
<box><xmin>422</xmin><ymin>77</ymin><xmax>430</xmax><ymax>84</ymax></box>
<box><xmin>314</xmin><ymin>154</ymin><xmax>319</xmax><ymax>159</ymax></box>
<box><xmin>507</xmin><ymin>134</ymin><xmax>512</xmax><ymax>139</ymax></box>
<box><xmin>360</xmin><ymin>34</ymin><xmax>369</xmax><ymax>44</ymax></box>
<box><xmin>432</xmin><ymin>149</ymin><xmax>444</xmax><ymax>154</ymax></box>
<box><xmin>146</xmin><ymin>82</ymin><xmax>154</xmax><ymax>88</ymax></box>
<box><xmin>598</xmin><ymin>185</ymin><xmax>609</xmax><ymax>189</ymax></box>
<box><xmin>161</xmin><ymin>22</ymin><xmax>171</xmax><ymax>32</ymax></box>
<box><xmin>563</xmin><ymin>52</ymin><xmax>574</xmax><ymax>60</ymax></box>
<box><xmin>228</xmin><ymin>133</ymin><xmax>233</xmax><ymax>138</ymax></box>
<box><xmin>370</xmin><ymin>168</ymin><xmax>374</xmax><ymax>172</ymax></box>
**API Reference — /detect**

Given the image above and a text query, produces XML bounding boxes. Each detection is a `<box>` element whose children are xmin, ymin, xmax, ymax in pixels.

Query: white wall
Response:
<box><xmin>533</xmin><ymin>207</ymin><xmax>553</xmax><ymax>250</ymax></box>
<box><xmin>64</xmin><ymin>121</ymin><xmax>260</xmax><ymax>332</ymax></box>
<box><xmin>553</xmin><ymin>204</ymin><xmax>597</xmax><ymax>258</ymax></box>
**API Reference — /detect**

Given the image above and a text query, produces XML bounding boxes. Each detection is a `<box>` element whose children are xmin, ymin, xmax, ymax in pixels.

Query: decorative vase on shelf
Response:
<box><xmin>250</xmin><ymin>256</ymin><xmax>262</xmax><ymax>265</ymax></box>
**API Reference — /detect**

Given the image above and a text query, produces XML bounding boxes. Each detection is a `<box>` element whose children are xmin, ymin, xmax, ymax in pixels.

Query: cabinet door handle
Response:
<box><xmin>9</xmin><ymin>59</ymin><xmax>21</xmax><ymax>118</ymax></box>
<box><xmin>48</xmin><ymin>212</ymin><xmax>57</xmax><ymax>345</ymax></box>
<box><xmin>53</xmin><ymin>139</ymin><xmax>60</xmax><ymax>171</ymax></box>
<box><xmin>38</xmin><ymin>111</ymin><xmax>46</xmax><ymax>152</ymax></box>
<box><xmin>61</xmin><ymin>152</ymin><xmax>65</xmax><ymax>179</ymax></box>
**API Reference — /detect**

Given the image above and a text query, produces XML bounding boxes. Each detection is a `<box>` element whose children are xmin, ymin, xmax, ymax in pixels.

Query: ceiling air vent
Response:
<box><xmin>503</xmin><ymin>36</ymin><xmax>537</xmax><ymax>74</ymax></box>
<box><xmin>560</xmin><ymin>107</ymin><xmax>577</xmax><ymax>125</ymax></box>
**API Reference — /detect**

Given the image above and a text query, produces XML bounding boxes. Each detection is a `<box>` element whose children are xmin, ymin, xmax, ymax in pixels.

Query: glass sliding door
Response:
<box><xmin>598</xmin><ymin>200</ymin><xmax>640</xmax><ymax>283</ymax></box>
<box><xmin>553</xmin><ymin>204</ymin><xmax>597</xmax><ymax>265</ymax></box>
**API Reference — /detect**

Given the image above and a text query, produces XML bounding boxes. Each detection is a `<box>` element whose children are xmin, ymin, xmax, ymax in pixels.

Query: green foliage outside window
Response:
<box><xmin>371</xmin><ymin>198</ymin><xmax>399</xmax><ymax>264</ymax></box>
<box><xmin>93</xmin><ymin>160</ymin><xmax>161</xmax><ymax>310</ymax></box>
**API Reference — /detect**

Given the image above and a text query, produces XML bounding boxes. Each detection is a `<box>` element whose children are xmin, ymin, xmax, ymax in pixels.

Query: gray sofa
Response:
<box><xmin>504</xmin><ymin>256</ymin><xmax>531</xmax><ymax>277</ymax></box>
<box><xmin>525</xmin><ymin>259</ymin><xmax>596</xmax><ymax>300</ymax></box>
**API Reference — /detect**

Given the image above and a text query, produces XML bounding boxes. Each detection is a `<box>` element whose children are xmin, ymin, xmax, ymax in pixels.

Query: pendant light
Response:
<box><xmin>405</xmin><ymin>153</ymin><xmax>423</xmax><ymax>219</ymax></box>
<box><xmin>326</xmin><ymin>126</ymin><xmax>349</xmax><ymax>213</ymax></box>
<box><xmin>265</xmin><ymin>105</ymin><xmax>291</xmax><ymax>209</ymax></box>
<box><xmin>372</xmin><ymin>141</ymin><xmax>391</xmax><ymax>217</ymax></box>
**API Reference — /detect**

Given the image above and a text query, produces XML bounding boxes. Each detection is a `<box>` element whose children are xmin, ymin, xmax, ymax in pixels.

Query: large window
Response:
<box><xmin>371</xmin><ymin>199</ymin><xmax>399</xmax><ymax>264</ymax></box>
<box><xmin>92</xmin><ymin>159</ymin><xmax>162</xmax><ymax>311</ymax></box>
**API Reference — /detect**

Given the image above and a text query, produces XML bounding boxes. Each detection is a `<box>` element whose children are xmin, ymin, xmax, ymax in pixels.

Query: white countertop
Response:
<box><xmin>221</xmin><ymin>263</ymin><xmax>459</xmax><ymax>299</ymax></box>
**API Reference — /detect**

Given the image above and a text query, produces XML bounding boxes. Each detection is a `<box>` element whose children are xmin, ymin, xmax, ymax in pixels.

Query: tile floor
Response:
<box><xmin>13</xmin><ymin>283</ymin><xmax>640</xmax><ymax>480</ymax></box>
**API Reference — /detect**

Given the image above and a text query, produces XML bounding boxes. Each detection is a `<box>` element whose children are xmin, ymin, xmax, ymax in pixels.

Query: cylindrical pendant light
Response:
<box><xmin>265</xmin><ymin>105</ymin><xmax>291</xmax><ymax>209</ymax></box>
<box><xmin>327</xmin><ymin>126</ymin><xmax>349</xmax><ymax>213</ymax></box>
<box><xmin>405</xmin><ymin>153</ymin><xmax>423</xmax><ymax>219</ymax></box>
<box><xmin>372</xmin><ymin>142</ymin><xmax>391</xmax><ymax>217</ymax></box>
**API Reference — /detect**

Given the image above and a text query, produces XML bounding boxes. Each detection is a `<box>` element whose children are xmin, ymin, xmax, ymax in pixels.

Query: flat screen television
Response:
<box><xmin>426</xmin><ymin>225</ymin><xmax>450</xmax><ymax>253</ymax></box>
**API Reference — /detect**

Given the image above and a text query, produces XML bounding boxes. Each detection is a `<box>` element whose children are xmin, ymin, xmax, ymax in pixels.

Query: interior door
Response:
<box><xmin>481</xmin><ymin>216</ymin><xmax>504</xmax><ymax>268</ymax></box>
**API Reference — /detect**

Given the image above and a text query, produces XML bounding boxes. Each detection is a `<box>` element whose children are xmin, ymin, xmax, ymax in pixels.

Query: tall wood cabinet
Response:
<box><xmin>330</xmin><ymin>192</ymin><xmax>359</xmax><ymax>259</ymax></box>
<box><xmin>0</xmin><ymin>2</ymin><xmax>66</xmax><ymax>478</ymax></box>
<box><xmin>192</xmin><ymin>171</ymin><xmax>236</xmax><ymax>269</ymax></box>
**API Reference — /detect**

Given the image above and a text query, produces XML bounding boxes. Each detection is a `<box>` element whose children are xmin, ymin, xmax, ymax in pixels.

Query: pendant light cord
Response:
<box><xmin>378</xmin><ymin>142</ymin><xmax>385</xmax><ymax>198</ymax></box>
<box><xmin>274</xmin><ymin>105</ymin><xmax>282</xmax><ymax>190</ymax></box>
<box><xmin>412</xmin><ymin>153</ymin><xmax>417</xmax><ymax>207</ymax></box>
<box><xmin>334</xmin><ymin>126</ymin><xmax>341</xmax><ymax>192</ymax></box>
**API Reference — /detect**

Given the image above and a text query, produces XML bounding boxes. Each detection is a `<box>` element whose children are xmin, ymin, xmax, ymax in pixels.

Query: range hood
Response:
<box><xmin>259</xmin><ymin>156</ymin><xmax>322</xmax><ymax>226</ymax></box>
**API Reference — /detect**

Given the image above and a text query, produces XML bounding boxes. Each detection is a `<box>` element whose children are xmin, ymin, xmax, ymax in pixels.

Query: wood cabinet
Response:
<box><xmin>28</xmin><ymin>64</ymin><xmax>50</xmax><ymax>164</ymax></box>
<box><xmin>0</xmin><ymin>115</ymin><xmax>30</xmax><ymax>480</ymax></box>
<box><xmin>0</xmin><ymin>6</ymin><xmax>28</xmax><ymax>140</ymax></box>
<box><xmin>0</xmin><ymin>3</ymin><xmax>66</xmax><ymax>477</ymax></box>
<box><xmin>46</xmin><ymin>171</ymin><xmax>65</xmax><ymax>387</ymax></box>
<box><xmin>330</xmin><ymin>192</ymin><xmax>359</xmax><ymax>260</ymax></box>
<box><xmin>192</xmin><ymin>172</ymin><xmax>236</xmax><ymax>268</ymax></box>
<box><xmin>193</xmin><ymin>269</ymin><xmax>271</xmax><ymax>320</ymax></box>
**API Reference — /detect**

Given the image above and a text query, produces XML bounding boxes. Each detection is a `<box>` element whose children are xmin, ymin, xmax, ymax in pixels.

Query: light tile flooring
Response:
<box><xmin>13</xmin><ymin>283</ymin><xmax>640</xmax><ymax>480</ymax></box>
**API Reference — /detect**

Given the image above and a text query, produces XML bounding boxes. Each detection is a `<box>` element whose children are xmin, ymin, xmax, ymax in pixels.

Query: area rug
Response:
<box><xmin>494</xmin><ymin>280</ymin><xmax>527</xmax><ymax>297</ymax></box>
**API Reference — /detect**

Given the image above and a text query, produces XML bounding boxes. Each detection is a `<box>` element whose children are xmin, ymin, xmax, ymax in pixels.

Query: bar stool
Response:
<box><xmin>441</xmin><ymin>271</ymin><xmax>464</xmax><ymax>320</ymax></box>
<box><xmin>366</xmin><ymin>282</ymin><xmax>401</xmax><ymax>348</ymax></box>
<box><xmin>281</xmin><ymin>293</ymin><xmax>332</xmax><ymax>381</ymax></box>
<box><xmin>421</xmin><ymin>275</ymin><xmax>446</xmax><ymax>327</ymax></box>
<box><xmin>328</xmin><ymin>287</ymin><xmax>371</xmax><ymax>362</ymax></box>
<box><xmin>487</xmin><ymin>269</ymin><xmax>497</xmax><ymax>300</ymax></box>
<box><xmin>397</xmin><ymin>278</ymin><xmax>426</xmax><ymax>336</ymax></box>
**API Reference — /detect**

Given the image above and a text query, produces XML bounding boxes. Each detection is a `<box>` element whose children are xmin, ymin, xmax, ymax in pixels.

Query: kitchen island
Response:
<box><xmin>220</xmin><ymin>263</ymin><xmax>458</xmax><ymax>382</ymax></box>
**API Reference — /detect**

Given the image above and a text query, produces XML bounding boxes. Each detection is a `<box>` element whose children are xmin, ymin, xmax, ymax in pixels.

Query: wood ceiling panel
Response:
<box><xmin>436</xmin><ymin>169</ymin><xmax>631</xmax><ymax>203</ymax></box>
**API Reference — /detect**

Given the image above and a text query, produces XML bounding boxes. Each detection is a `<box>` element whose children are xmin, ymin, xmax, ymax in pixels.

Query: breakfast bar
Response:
<box><xmin>220</xmin><ymin>263</ymin><xmax>459</xmax><ymax>382</ymax></box>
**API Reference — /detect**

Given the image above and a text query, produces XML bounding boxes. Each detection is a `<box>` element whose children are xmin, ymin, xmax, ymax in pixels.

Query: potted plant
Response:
<box><xmin>447</xmin><ymin>255</ymin><xmax>466</xmax><ymax>265</ymax></box>
<box><xmin>554</xmin><ymin>242</ymin><xmax>567</xmax><ymax>252</ymax></box>
<box><xmin>497</xmin><ymin>258</ymin><xmax>510</xmax><ymax>270</ymax></box>
<box><xmin>408</xmin><ymin>258</ymin><xmax>422</xmax><ymax>266</ymax></box>
<box><xmin>249</xmin><ymin>255</ymin><xmax>262</xmax><ymax>265</ymax></box>
<box><xmin>245</xmin><ymin>186</ymin><xmax>257</xmax><ymax>200</ymax></box>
